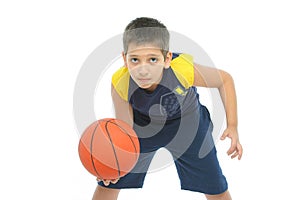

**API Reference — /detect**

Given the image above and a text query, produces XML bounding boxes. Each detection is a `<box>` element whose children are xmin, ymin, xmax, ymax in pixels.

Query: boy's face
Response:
<box><xmin>123</xmin><ymin>44</ymin><xmax>172</xmax><ymax>92</ymax></box>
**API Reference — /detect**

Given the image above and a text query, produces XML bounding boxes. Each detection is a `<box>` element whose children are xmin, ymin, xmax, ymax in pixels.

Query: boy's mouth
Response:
<box><xmin>138</xmin><ymin>78</ymin><xmax>151</xmax><ymax>81</ymax></box>
<box><xmin>138</xmin><ymin>78</ymin><xmax>152</xmax><ymax>84</ymax></box>
<box><xmin>137</xmin><ymin>78</ymin><xmax>151</xmax><ymax>84</ymax></box>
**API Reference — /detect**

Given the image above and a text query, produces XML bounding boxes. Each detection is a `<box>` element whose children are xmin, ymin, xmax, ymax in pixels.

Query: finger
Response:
<box><xmin>227</xmin><ymin>147</ymin><xmax>236</xmax><ymax>156</ymax></box>
<box><xmin>96</xmin><ymin>177</ymin><xmax>101</xmax><ymax>182</ymax></box>
<box><xmin>230</xmin><ymin>151</ymin><xmax>239</xmax><ymax>159</ymax></box>
<box><xmin>238</xmin><ymin>153</ymin><xmax>242</xmax><ymax>160</ymax></box>
<box><xmin>220</xmin><ymin>131</ymin><xmax>228</xmax><ymax>140</ymax></box>
<box><xmin>230</xmin><ymin>144</ymin><xmax>243</xmax><ymax>160</ymax></box>
<box><xmin>111</xmin><ymin>178</ymin><xmax>119</xmax><ymax>184</ymax></box>
<box><xmin>103</xmin><ymin>180</ymin><xmax>110</xmax><ymax>186</ymax></box>
<box><xmin>237</xmin><ymin>144</ymin><xmax>243</xmax><ymax>160</ymax></box>
<box><xmin>227</xmin><ymin>139</ymin><xmax>237</xmax><ymax>155</ymax></box>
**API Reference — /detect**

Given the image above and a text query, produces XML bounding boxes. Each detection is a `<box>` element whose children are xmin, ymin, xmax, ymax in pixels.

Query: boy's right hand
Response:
<box><xmin>96</xmin><ymin>177</ymin><xmax>119</xmax><ymax>186</ymax></box>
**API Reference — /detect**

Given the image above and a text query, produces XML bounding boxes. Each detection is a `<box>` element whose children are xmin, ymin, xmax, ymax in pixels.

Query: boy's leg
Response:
<box><xmin>167</xmin><ymin>105</ymin><xmax>228</xmax><ymax>195</ymax></box>
<box><xmin>92</xmin><ymin>186</ymin><xmax>120</xmax><ymax>200</ymax></box>
<box><xmin>205</xmin><ymin>190</ymin><xmax>232</xmax><ymax>200</ymax></box>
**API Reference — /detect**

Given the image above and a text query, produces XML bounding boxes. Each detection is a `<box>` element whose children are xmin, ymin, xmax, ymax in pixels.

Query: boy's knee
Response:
<box><xmin>205</xmin><ymin>190</ymin><xmax>231</xmax><ymax>200</ymax></box>
<box><xmin>92</xmin><ymin>186</ymin><xmax>120</xmax><ymax>200</ymax></box>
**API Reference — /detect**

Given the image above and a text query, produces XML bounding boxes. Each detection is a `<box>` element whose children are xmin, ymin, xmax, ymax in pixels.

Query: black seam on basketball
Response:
<box><xmin>90</xmin><ymin>122</ymin><xmax>103</xmax><ymax>179</ymax></box>
<box><xmin>107</xmin><ymin>120</ymin><xmax>139</xmax><ymax>160</ymax></box>
<box><xmin>105</xmin><ymin>119</ymin><xmax>121</xmax><ymax>178</ymax></box>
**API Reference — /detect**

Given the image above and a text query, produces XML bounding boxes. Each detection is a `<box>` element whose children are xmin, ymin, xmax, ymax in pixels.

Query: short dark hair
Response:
<box><xmin>123</xmin><ymin>17</ymin><xmax>170</xmax><ymax>58</ymax></box>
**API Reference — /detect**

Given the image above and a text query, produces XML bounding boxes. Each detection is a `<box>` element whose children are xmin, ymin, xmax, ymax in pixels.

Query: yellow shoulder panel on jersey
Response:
<box><xmin>111</xmin><ymin>66</ymin><xmax>130</xmax><ymax>101</ymax></box>
<box><xmin>170</xmin><ymin>53</ymin><xmax>194</xmax><ymax>89</ymax></box>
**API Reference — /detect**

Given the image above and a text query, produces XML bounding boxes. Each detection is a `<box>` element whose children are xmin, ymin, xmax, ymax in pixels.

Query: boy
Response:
<box><xmin>93</xmin><ymin>17</ymin><xmax>243</xmax><ymax>200</ymax></box>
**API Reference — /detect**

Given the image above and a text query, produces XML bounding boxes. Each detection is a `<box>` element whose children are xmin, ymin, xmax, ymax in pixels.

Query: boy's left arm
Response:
<box><xmin>193</xmin><ymin>63</ymin><xmax>243</xmax><ymax>160</ymax></box>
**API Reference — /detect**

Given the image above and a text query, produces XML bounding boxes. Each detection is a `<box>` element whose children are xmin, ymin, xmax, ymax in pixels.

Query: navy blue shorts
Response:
<box><xmin>98</xmin><ymin>105</ymin><xmax>228</xmax><ymax>195</ymax></box>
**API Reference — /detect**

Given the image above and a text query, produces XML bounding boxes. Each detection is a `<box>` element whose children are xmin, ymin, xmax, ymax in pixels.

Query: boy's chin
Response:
<box><xmin>138</xmin><ymin>83</ymin><xmax>157</xmax><ymax>92</ymax></box>
<box><xmin>139</xmin><ymin>84</ymin><xmax>152</xmax><ymax>89</ymax></box>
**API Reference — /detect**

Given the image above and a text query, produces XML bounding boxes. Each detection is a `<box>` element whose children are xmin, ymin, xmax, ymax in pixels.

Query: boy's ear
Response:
<box><xmin>164</xmin><ymin>51</ymin><xmax>172</xmax><ymax>69</ymax></box>
<box><xmin>122</xmin><ymin>51</ymin><xmax>128</xmax><ymax>67</ymax></box>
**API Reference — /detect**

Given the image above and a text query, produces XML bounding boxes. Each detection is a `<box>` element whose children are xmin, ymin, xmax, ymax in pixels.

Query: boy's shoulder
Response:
<box><xmin>172</xmin><ymin>52</ymin><xmax>192</xmax><ymax>61</ymax></box>
<box><xmin>111</xmin><ymin>66</ymin><xmax>130</xmax><ymax>101</ymax></box>
<box><xmin>170</xmin><ymin>53</ymin><xmax>194</xmax><ymax>89</ymax></box>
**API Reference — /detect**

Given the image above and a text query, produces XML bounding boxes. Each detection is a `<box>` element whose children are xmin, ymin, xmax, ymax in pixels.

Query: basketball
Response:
<box><xmin>78</xmin><ymin>118</ymin><xmax>140</xmax><ymax>180</ymax></box>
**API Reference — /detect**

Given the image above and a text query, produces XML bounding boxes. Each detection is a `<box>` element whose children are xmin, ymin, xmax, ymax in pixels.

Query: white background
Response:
<box><xmin>1</xmin><ymin>0</ymin><xmax>300</xmax><ymax>199</ymax></box>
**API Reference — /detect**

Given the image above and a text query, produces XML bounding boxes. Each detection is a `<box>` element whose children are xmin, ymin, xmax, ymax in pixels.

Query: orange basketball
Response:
<box><xmin>78</xmin><ymin>118</ymin><xmax>140</xmax><ymax>180</ymax></box>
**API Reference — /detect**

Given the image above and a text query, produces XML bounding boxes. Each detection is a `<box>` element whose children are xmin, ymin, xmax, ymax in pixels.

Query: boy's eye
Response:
<box><xmin>150</xmin><ymin>58</ymin><xmax>157</xmax><ymax>63</ymax></box>
<box><xmin>130</xmin><ymin>58</ymin><xmax>138</xmax><ymax>63</ymax></box>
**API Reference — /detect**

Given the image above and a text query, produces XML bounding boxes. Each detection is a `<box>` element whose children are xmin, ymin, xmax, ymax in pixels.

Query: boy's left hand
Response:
<box><xmin>220</xmin><ymin>127</ymin><xmax>243</xmax><ymax>160</ymax></box>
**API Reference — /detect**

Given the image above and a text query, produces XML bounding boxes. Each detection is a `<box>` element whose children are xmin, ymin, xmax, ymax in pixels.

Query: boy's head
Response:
<box><xmin>122</xmin><ymin>17</ymin><xmax>172</xmax><ymax>91</ymax></box>
<box><xmin>123</xmin><ymin>17</ymin><xmax>170</xmax><ymax>59</ymax></box>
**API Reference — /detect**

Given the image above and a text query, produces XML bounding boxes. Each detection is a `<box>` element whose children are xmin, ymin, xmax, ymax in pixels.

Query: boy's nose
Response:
<box><xmin>137</xmin><ymin>65</ymin><xmax>149</xmax><ymax>76</ymax></box>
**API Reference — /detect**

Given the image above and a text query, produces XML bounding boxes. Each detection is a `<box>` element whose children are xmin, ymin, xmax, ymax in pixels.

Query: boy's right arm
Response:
<box><xmin>111</xmin><ymin>84</ymin><xmax>133</xmax><ymax>127</ymax></box>
<box><xmin>97</xmin><ymin>84</ymin><xmax>134</xmax><ymax>186</ymax></box>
